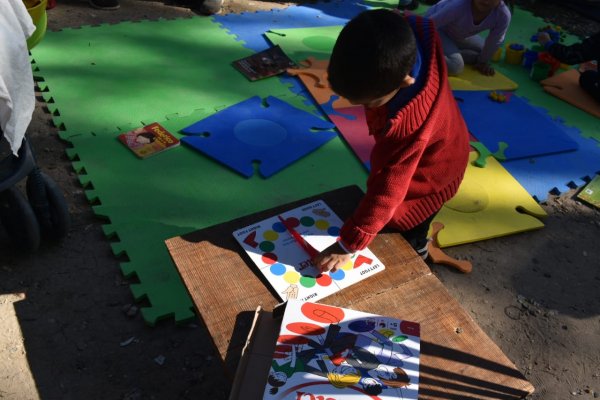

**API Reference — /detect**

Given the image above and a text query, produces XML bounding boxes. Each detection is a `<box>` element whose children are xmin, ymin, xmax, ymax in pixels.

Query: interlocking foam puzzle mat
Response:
<box><xmin>448</xmin><ymin>65</ymin><xmax>518</xmax><ymax>91</ymax></box>
<box><xmin>180</xmin><ymin>96</ymin><xmax>338</xmax><ymax>178</ymax></box>
<box><xmin>500</xmin><ymin>121</ymin><xmax>600</xmax><ymax>201</ymax></box>
<box><xmin>29</xmin><ymin>1</ymin><xmax>600</xmax><ymax>323</ymax></box>
<box><xmin>31</xmin><ymin>17</ymin><xmax>303</xmax><ymax>139</ymax></box>
<box><xmin>433</xmin><ymin>151</ymin><xmax>547</xmax><ymax>247</ymax></box>
<box><xmin>454</xmin><ymin>90</ymin><xmax>579</xmax><ymax>160</ymax></box>
<box><xmin>65</xmin><ymin>112</ymin><xmax>368</xmax><ymax>324</ymax></box>
<box><xmin>541</xmin><ymin>68</ymin><xmax>600</xmax><ymax>118</ymax></box>
<box><xmin>30</xmin><ymin>15</ymin><xmax>370</xmax><ymax>324</ymax></box>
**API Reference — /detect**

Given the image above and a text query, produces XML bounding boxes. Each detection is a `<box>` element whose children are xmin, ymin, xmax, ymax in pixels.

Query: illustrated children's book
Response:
<box><xmin>264</xmin><ymin>300</ymin><xmax>420</xmax><ymax>399</ymax></box>
<box><xmin>577</xmin><ymin>174</ymin><xmax>600</xmax><ymax>209</ymax></box>
<box><xmin>232</xmin><ymin>45</ymin><xmax>297</xmax><ymax>81</ymax></box>
<box><xmin>118</xmin><ymin>122</ymin><xmax>180</xmax><ymax>159</ymax></box>
<box><xmin>233</xmin><ymin>200</ymin><xmax>385</xmax><ymax>303</ymax></box>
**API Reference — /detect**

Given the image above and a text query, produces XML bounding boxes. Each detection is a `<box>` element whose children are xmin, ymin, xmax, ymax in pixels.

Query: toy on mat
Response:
<box><xmin>530</xmin><ymin>60</ymin><xmax>551</xmax><ymax>81</ymax></box>
<box><xmin>538</xmin><ymin>52</ymin><xmax>561</xmax><ymax>77</ymax></box>
<box><xmin>488</xmin><ymin>90</ymin><xmax>511</xmax><ymax>103</ymax></box>
<box><xmin>522</xmin><ymin>49</ymin><xmax>539</xmax><ymax>69</ymax></box>
<box><xmin>505</xmin><ymin>43</ymin><xmax>525</xmax><ymax>65</ymax></box>
<box><xmin>531</xmin><ymin>25</ymin><xmax>565</xmax><ymax>44</ymax></box>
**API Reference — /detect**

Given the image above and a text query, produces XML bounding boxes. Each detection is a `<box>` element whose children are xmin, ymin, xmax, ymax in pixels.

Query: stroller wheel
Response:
<box><xmin>0</xmin><ymin>187</ymin><xmax>41</xmax><ymax>252</ymax></box>
<box><xmin>26</xmin><ymin>171</ymin><xmax>70</xmax><ymax>240</ymax></box>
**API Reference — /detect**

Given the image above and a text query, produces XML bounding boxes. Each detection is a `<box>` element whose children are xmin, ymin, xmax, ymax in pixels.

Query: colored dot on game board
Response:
<box><xmin>259</xmin><ymin>241</ymin><xmax>275</xmax><ymax>252</ymax></box>
<box><xmin>283</xmin><ymin>270</ymin><xmax>300</xmax><ymax>284</ymax></box>
<box><xmin>379</xmin><ymin>328</ymin><xmax>395</xmax><ymax>338</ymax></box>
<box><xmin>339</xmin><ymin>260</ymin><xmax>353</xmax><ymax>271</ymax></box>
<box><xmin>263</xmin><ymin>230</ymin><xmax>279</xmax><ymax>241</ymax></box>
<box><xmin>327</xmin><ymin>226</ymin><xmax>340</xmax><ymax>236</ymax></box>
<box><xmin>300</xmin><ymin>216</ymin><xmax>315</xmax><ymax>227</ymax></box>
<box><xmin>272</xmin><ymin>222</ymin><xmax>286</xmax><ymax>233</ymax></box>
<box><xmin>270</xmin><ymin>263</ymin><xmax>286</xmax><ymax>276</ymax></box>
<box><xmin>262</xmin><ymin>252</ymin><xmax>277</xmax><ymax>265</ymax></box>
<box><xmin>315</xmin><ymin>219</ymin><xmax>330</xmax><ymax>230</ymax></box>
<box><xmin>330</xmin><ymin>269</ymin><xmax>345</xmax><ymax>281</ymax></box>
<box><xmin>316</xmin><ymin>274</ymin><xmax>332</xmax><ymax>287</ymax></box>
<box><xmin>286</xmin><ymin>217</ymin><xmax>300</xmax><ymax>228</ymax></box>
<box><xmin>348</xmin><ymin>319</ymin><xmax>376</xmax><ymax>332</ymax></box>
<box><xmin>392</xmin><ymin>335</ymin><xmax>408</xmax><ymax>343</ymax></box>
<box><xmin>300</xmin><ymin>276</ymin><xmax>316</xmax><ymax>288</ymax></box>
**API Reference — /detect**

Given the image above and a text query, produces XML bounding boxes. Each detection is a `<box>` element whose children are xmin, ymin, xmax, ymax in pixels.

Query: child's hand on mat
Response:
<box><xmin>313</xmin><ymin>242</ymin><xmax>352</xmax><ymax>273</ymax></box>
<box><xmin>476</xmin><ymin>62</ymin><xmax>495</xmax><ymax>76</ymax></box>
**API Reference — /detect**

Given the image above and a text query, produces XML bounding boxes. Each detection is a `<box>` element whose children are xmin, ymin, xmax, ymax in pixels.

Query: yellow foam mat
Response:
<box><xmin>449</xmin><ymin>65</ymin><xmax>518</xmax><ymax>91</ymax></box>
<box><xmin>432</xmin><ymin>151</ymin><xmax>547</xmax><ymax>247</ymax></box>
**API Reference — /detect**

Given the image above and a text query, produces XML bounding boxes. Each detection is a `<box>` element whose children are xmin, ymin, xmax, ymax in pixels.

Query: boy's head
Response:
<box><xmin>327</xmin><ymin>9</ymin><xmax>417</xmax><ymax>108</ymax></box>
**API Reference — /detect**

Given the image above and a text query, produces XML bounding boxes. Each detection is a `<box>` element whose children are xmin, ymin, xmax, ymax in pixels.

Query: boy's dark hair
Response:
<box><xmin>328</xmin><ymin>9</ymin><xmax>417</xmax><ymax>101</ymax></box>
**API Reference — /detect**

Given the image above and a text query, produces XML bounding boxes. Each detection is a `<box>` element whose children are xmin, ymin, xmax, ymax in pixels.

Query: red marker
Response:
<box><xmin>277</xmin><ymin>215</ymin><xmax>319</xmax><ymax>259</ymax></box>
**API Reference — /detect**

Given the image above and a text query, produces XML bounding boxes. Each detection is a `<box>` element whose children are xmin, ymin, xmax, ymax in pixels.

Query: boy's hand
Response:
<box><xmin>312</xmin><ymin>242</ymin><xmax>352</xmax><ymax>273</ymax></box>
<box><xmin>475</xmin><ymin>62</ymin><xmax>495</xmax><ymax>76</ymax></box>
<box><xmin>537</xmin><ymin>32</ymin><xmax>551</xmax><ymax>46</ymax></box>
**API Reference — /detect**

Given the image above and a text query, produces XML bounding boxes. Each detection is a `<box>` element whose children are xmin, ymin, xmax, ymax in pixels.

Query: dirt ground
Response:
<box><xmin>1</xmin><ymin>0</ymin><xmax>599</xmax><ymax>399</ymax></box>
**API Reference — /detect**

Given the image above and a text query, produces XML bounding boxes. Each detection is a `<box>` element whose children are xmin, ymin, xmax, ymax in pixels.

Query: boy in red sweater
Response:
<box><xmin>314</xmin><ymin>9</ymin><xmax>470</xmax><ymax>272</ymax></box>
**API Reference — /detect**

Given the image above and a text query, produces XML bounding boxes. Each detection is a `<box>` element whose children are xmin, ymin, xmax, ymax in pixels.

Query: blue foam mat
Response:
<box><xmin>454</xmin><ymin>90</ymin><xmax>579</xmax><ymax>160</ymax></box>
<box><xmin>181</xmin><ymin>96</ymin><xmax>337</xmax><ymax>178</ymax></box>
<box><xmin>213</xmin><ymin>1</ymin><xmax>368</xmax><ymax>52</ymax></box>
<box><xmin>501</xmin><ymin>118</ymin><xmax>600</xmax><ymax>201</ymax></box>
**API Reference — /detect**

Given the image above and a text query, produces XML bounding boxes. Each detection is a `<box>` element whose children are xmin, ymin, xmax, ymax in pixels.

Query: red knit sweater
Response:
<box><xmin>340</xmin><ymin>16</ymin><xmax>470</xmax><ymax>252</ymax></box>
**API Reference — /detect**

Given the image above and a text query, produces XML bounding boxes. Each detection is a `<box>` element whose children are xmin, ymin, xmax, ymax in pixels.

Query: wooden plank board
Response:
<box><xmin>166</xmin><ymin>185</ymin><xmax>534</xmax><ymax>398</ymax></box>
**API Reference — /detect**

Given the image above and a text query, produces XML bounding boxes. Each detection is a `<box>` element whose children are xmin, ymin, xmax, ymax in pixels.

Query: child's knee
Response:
<box><xmin>445</xmin><ymin>54</ymin><xmax>465</xmax><ymax>75</ymax></box>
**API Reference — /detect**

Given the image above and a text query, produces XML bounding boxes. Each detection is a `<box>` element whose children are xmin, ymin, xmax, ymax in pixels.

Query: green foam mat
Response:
<box><xmin>31</xmin><ymin>17</ymin><xmax>366</xmax><ymax>324</ymax></box>
<box><xmin>30</xmin><ymin>17</ymin><xmax>294</xmax><ymax>138</ymax></box>
<box><xmin>64</xmin><ymin>109</ymin><xmax>367</xmax><ymax>324</ymax></box>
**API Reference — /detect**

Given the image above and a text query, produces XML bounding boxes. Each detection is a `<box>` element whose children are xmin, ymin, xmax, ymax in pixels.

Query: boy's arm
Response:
<box><xmin>339</xmin><ymin>137</ymin><xmax>427</xmax><ymax>252</ymax></box>
<box><xmin>313</xmin><ymin>139</ymin><xmax>423</xmax><ymax>273</ymax></box>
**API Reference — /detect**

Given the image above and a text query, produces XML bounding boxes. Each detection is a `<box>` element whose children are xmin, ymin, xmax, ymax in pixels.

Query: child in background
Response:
<box><xmin>538</xmin><ymin>31</ymin><xmax>600</xmax><ymax>101</ymax></box>
<box><xmin>424</xmin><ymin>0</ymin><xmax>512</xmax><ymax>76</ymax></box>
<box><xmin>313</xmin><ymin>9</ymin><xmax>470</xmax><ymax>272</ymax></box>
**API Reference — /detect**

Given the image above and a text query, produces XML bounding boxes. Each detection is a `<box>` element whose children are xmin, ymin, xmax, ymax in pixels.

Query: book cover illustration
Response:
<box><xmin>577</xmin><ymin>174</ymin><xmax>600</xmax><ymax>208</ymax></box>
<box><xmin>232</xmin><ymin>45</ymin><xmax>297</xmax><ymax>81</ymax></box>
<box><xmin>118</xmin><ymin>122</ymin><xmax>180</xmax><ymax>159</ymax></box>
<box><xmin>264</xmin><ymin>300</ymin><xmax>420</xmax><ymax>399</ymax></box>
<box><xmin>233</xmin><ymin>200</ymin><xmax>385</xmax><ymax>303</ymax></box>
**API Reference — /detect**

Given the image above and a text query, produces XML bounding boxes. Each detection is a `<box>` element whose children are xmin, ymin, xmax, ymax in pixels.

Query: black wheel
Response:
<box><xmin>26</xmin><ymin>170</ymin><xmax>70</xmax><ymax>240</ymax></box>
<box><xmin>0</xmin><ymin>186</ymin><xmax>41</xmax><ymax>252</ymax></box>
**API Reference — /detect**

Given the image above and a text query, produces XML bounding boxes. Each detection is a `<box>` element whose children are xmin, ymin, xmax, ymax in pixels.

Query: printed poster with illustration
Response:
<box><xmin>232</xmin><ymin>200</ymin><xmax>385</xmax><ymax>303</ymax></box>
<box><xmin>118</xmin><ymin>122</ymin><xmax>180</xmax><ymax>159</ymax></box>
<box><xmin>264</xmin><ymin>300</ymin><xmax>420</xmax><ymax>399</ymax></box>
